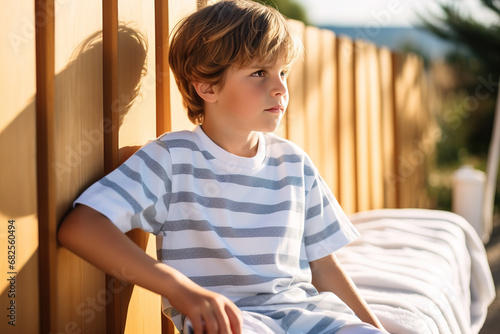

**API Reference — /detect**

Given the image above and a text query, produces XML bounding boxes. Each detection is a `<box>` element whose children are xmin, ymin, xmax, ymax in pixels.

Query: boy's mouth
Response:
<box><xmin>265</xmin><ymin>105</ymin><xmax>284</xmax><ymax>113</ymax></box>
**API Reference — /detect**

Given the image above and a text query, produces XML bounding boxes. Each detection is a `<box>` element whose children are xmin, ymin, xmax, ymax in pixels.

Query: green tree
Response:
<box><xmin>253</xmin><ymin>0</ymin><xmax>309</xmax><ymax>24</ymax></box>
<box><xmin>421</xmin><ymin>0</ymin><xmax>500</xmax><ymax>75</ymax></box>
<box><xmin>420</xmin><ymin>1</ymin><xmax>500</xmax><ymax>210</ymax></box>
<box><xmin>420</xmin><ymin>0</ymin><xmax>499</xmax><ymax>159</ymax></box>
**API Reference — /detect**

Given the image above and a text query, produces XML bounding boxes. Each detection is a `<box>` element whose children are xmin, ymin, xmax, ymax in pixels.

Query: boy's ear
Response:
<box><xmin>192</xmin><ymin>82</ymin><xmax>217</xmax><ymax>103</ymax></box>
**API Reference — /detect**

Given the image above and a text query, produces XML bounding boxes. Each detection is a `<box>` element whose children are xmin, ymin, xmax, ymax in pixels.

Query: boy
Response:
<box><xmin>58</xmin><ymin>1</ymin><xmax>387</xmax><ymax>333</ymax></box>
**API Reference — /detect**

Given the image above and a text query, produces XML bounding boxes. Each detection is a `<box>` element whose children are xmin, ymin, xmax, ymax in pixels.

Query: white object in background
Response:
<box><xmin>452</xmin><ymin>165</ymin><xmax>487</xmax><ymax>242</ymax></box>
<box><xmin>452</xmin><ymin>75</ymin><xmax>500</xmax><ymax>244</ymax></box>
<box><xmin>483</xmin><ymin>77</ymin><xmax>500</xmax><ymax>245</ymax></box>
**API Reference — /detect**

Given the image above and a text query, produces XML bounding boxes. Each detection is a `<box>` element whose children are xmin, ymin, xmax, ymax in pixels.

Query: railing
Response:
<box><xmin>0</xmin><ymin>0</ymin><xmax>434</xmax><ymax>333</ymax></box>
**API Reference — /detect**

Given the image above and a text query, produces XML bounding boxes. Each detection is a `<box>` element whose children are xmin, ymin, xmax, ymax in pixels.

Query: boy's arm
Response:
<box><xmin>310</xmin><ymin>253</ymin><xmax>385</xmax><ymax>331</ymax></box>
<box><xmin>58</xmin><ymin>204</ymin><xmax>242</xmax><ymax>334</ymax></box>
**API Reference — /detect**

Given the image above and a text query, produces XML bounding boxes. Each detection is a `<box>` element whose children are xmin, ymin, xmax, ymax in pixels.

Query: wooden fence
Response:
<box><xmin>0</xmin><ymin>0</ymin><xmax>434</xmax><ymax>333</ymax></box>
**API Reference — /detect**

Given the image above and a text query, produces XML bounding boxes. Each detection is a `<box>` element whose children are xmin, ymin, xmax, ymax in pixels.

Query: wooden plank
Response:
<box><xmin>116</xmin><ymin>1</ymin><xmax>162</xmax><ymax>333</ymax></box>
<box><xmin>365</xmin><ymin>43</ymin><xmax>384</xmax><ymax>210</ymax></box>
<box><xmin>161</xmin><ymin>2</ymin><xmax>198</xmax><ymax>333</ymax></box>
<box><xmin>406</xmin><ymin>54</ymin><xmax>424</xmax><ymax>208</ymax></box>
<box><xmin>354</xmin><ymin>40</ymin><xmax>371</xmax><ymax>212</ymax></box>
<box><xmin>392</xmin><ymin>53</ymin><xmax>405</xmax><ymax>208</ymax></box>
<box><xmin>168</xmin><ymin>0</ymin><xmax>198</xmax><ymax>132</ymax></box>
<box><xmin>412</xmin><ymin>57</ymin><xmax>431</xmax><ymax>208</ymax></box>
<box><xmin>393</xmin><ymin>53</ymin><xmax>424</xmax><ymax>208</ymax></box>
<box><xmin>378</xmin><ymin>47</ymin><xmax>398</xmax><ymax>208</ymax></box>
<box><xmin>303</xmin><ymin>26</ymin><xmax>323</xmax><ymax>170</ymax></box>
<box><xmin>50</xmin><ymin>0</ymin><xmax>107</xmax><ymax>333</ymax></box>
<box><xmin>417</xmin><ymin>63</ymin><xmax>433</xmax><ymax>208</ymax></box>
<box><xmin>0</xmin><ymin>1</ymin><xmax>39</xmax><ymax>333</ymax></box>
<box><xmin>102</xmin><ymin>1</ymin><xmax>120</xmax><ymax>332</ymax></box>
<box><xmin>336</xmin><ymin>36</ymin><xmax>357</xmax><ymax>214</ymax></box>
<box><xmin>34</xmin><ymin>0</ymin><xmax>58</xmax><ymax>333</ymax></box>
<box><xmin>286</xmin><ymin>20</ymin><xmax>306</xmax><ymax>146</ymax></box>
<box><xmin>155</xmin><ymin>1</ymin><xmax>181</xmax><ymax>333</ymax></box>
<box><xmin>103</xmin><ymin>0</ymin><xmax>119</xmax><ymax>172</ymax></box>
<box><xmin>155</xmin><ymin>0</ymin><xmax>170</xmax><ymax>136</ymax></box>
<box><xmin>117</xmin><ymin>1</ymin><xmax>156</xmax><ymax>149</ymax></box>
<box><xmin>319</xmin><ymin>29</ymin><xmax>338</xmax><ymax>195</ymax></box>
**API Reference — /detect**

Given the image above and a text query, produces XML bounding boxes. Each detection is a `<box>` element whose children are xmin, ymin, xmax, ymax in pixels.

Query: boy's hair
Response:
<box><xmin>168</xmin><ymin>0</ymin><xmax>302</xmax><ymax>124</ymax></box>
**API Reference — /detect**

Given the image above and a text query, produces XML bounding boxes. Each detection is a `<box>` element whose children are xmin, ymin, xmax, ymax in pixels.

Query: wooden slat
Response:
<box><xmin>354</xmin><ymin>40</ymin><xmax>371</xmax><ymax>212</ymax></box>
<box><xmin>52</xmin><ymin>1</ymin><xmax>106</xmax><ymax>333</ymax></box>
<box><xmin>336</xmin><ymin>36</ymin><xmax>357</xmax><ymax>214</ymax></box>
<box><xmin>102</xmin><ymin>1</ymin><xmax>120</xmax><ymax>333</ymax></box>
<box><xmin>156</xmin><ymin>0</ymin><xmax>170</xmax><ymax>136</ymax></box>
<box><xmin>117</xmin><ymin>0</ymin><xmax>162</xmax><ymax>333</ymax></box>
<box><xmin>162</xmin><ymin>2</ymin><xmax>198</xmax><ymax>333</ymax></box>
<box><xmin>417</xmin><ymin>63</ymin><xmax>433</xmax><ymax>208</ymax></box>
<box><xmin>407</xmin><ymin>54</ymin><xmax>424</xmax><ymax>208</ymax></box>
<box><xmin>0</xmin><ymin>1</ymin><xmax>39</xmax><ymax>333</ymax></box>
<box><xmin>392</xmin><ymin>53</ymin><xmax>405</xmax><ymax>208</ymax></box>
<box><xmin>304</xmin><ymin>26</ymin><xmax>323</xmax><ymax>168</ymax></box>
<box><xmin>393</xmin><ymin>53</ymin><xmax>424</xmax><ymax>208</ymax></box>
<box><xmin>34</xmin><ymin>1</ymin><xmax>57</xmax><ymax>333</ymax></box>
<box><xmin>319</xmin><ymin>29</ymin><xmax>338</xmax><ymax>195</ymax></box>
<box><xmin>286</xmin><ymin>20</ymin><xmax>306</xmax><ymax>146</ymax></box>
<box><xmin>168</xmin><ymin>0</ymin><xmax>198</xmax><ymax>132</ymax></box>
<box><xmin>154</xmin><ymin>1</ymin><xmax>181</xmax><ymax>333</ymax></box>
<box><xmin>103</xmin><ymin>0</ymin><xmax>119</xmax><ymax>172</ymax></box>
<box><xmin>379</xmin><ymin>47</ymin><xmax>398</xmax><ymax>208</ymax></box>
<box><xmin>365</xmin><ymin>43</ymin><xmax>384</xmax><ymax>210</ymax></box>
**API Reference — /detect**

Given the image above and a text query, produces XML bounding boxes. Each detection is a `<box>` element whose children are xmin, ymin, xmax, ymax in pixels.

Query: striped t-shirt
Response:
<box><xmin>75</xmin><ymin>125</ymin><xmax>362</xmax><ymax>333</ymax></box>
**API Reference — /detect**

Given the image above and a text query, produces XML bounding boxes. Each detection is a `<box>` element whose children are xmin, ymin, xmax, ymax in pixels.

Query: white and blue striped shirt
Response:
<box><xmin>75</xmin><ymin>126</ymin><xmax>361</xmax><ymax>333</ymax></box>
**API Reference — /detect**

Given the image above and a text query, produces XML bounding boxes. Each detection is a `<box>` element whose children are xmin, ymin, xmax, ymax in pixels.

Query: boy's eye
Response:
<box><xmin>250</xmin><ymin>70</ymin><xmax>289</xmax><ymax>78</ymax></box>
<box><xmin>251</xmin><ymin>70</ymin><xmax>266</xmax><ymax>77</ymax></box>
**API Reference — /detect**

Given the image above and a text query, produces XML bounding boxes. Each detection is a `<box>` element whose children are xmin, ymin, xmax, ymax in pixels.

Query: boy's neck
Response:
<box><xmin>200</xmin><ymin>123</ymin><xmax>259</xmax><ymax>158</ymax></box>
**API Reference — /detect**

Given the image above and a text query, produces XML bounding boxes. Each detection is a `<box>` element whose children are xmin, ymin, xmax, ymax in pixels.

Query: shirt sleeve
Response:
<box><xmin>74</xmin><ymin>139</ymin><xmax>173</xmax><ymax>235</ymax></box>
<box><xmin>302</xmin><ymin>159</ymin><xmax>360</xmax><ymax>262</ymax></box>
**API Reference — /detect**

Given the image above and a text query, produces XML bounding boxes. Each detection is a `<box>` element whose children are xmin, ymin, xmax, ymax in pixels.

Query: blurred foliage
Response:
<box><xmin>421</xmin><ymin>0</ymin><xmax>499</xmax><ymax>160</ymax></box>
<box><xmin>420</xmin><ymin>0</ymin><xmax>500</xmax><ymax>211</ymax></box>
<box><xmin>421</xmin><ymin>0</ymin><xmax>500</xmax><ymax>77</ymax></box>
<box><xmin>252</xmin><ymin>0</ymin><xmax>309</xmax><ymax>24</ymax></box>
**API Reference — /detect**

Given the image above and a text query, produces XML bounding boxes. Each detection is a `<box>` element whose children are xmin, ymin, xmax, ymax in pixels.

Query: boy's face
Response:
<box><xmin>209</xmin><ymin>58</ymin><xmax>290</xmax><ymax>134</ymax></box>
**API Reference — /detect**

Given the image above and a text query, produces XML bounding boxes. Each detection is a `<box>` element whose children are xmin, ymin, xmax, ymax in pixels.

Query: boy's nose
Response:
<box><xmin>271</xmin><ymin>77</ymin><xmax>287</xmax><ymax>97</ymax></box>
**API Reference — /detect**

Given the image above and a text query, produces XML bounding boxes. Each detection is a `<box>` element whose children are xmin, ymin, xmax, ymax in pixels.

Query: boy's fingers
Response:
<box><xmin>204</xmin><ymin>316</ymin><xmax>218</xmax><ymax>334</ymax></box>
<box><xmin>211</xmin><ymin>302</ymin><xmax>232</xmax><ymax>334</ymax></box>
<box><xmin>226</xmin><ymin>304</ymin><xmax>243</xmax><ymax>334</ymax></box>
<box><xmin>190</xmin><ymin>315</ymin><xmax>205</xmax><ymax>334</ymax></box>
<box><xmin>201</xmin><ymin>307</ymin><xmax>220</xmax><ymax>334</ymax></box>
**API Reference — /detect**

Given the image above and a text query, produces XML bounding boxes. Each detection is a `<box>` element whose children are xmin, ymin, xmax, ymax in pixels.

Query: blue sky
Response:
<box><xmin>294</xmin><ymin>0</ymin><xmax>499</xmax><ymax>27</ymax></box>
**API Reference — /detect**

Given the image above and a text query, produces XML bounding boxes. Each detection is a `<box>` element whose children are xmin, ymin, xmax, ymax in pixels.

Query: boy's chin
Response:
<box><xmin>261</xmin><ymin>122</ymin><xmax>281</xmax><ymax>133</ymax></box>
<box><xmin>261</xmin><ymin>117</ymin><xmax>283</xmax><ymax>133</ymax></box>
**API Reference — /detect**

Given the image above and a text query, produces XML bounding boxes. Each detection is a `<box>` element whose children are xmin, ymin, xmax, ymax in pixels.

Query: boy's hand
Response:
<box><xmin>167</xmin><ymin>276</ymin><xmax>242</xmax><ymax>334</ymax></box>
<box><xmin>58</xmin><ymin>205</ymin><xmax>242</xmax><ymax>334</ymax></box>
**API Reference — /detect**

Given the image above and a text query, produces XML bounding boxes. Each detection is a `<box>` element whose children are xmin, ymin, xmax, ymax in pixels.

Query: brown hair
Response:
<box><xmin>168</xmin><ymin>0</ymin><xmax>302</xmax><ymax>124</ymax></box>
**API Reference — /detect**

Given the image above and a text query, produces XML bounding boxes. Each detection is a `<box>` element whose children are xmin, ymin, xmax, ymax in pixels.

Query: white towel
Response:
<box><xmin>336</xmin><ymin>209</ymin><xmax>496</xmax><ymax>334</ymax></box>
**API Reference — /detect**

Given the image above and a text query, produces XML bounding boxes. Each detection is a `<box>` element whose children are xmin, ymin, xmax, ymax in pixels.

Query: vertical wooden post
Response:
<box><xmin>379</xmin><ymin>48</ymin><xmax>398</xmax><ymax>208</ymax></box>
<box><xmin>35</xmin><ymin>0</ymin><xmax>57</xmax><ymax>333</ymax></box>
<box><xmin>103</xmin><ymin>0</ymin><xmax>119</xmax><ymax>172</ymax></box>
<box><xmin>156</xmin><ymin>0</ymin><xmax>171</xmax><ymax>136</ymax></box>
<box><xmin>156</xmin><ymin>3</ymin><xmax>172</xmax><ymax>332</ymax></box>
<box><xmin>391</xmin><ymin>53</ymin><xmax>403</xmax><ymax>208</ymax></box>
<box><xmin>336</xmin><ymin>37</ymin><xmax>357</xmax><ymax>214</ymax></box>
<box><xmin>156</xmin><ymin>3</ymin><xmax>174</xmax><ymax>333</ymax></box>
<box><xmin>354</xmin><ymin>40</ymin><xmax>371</xmax><ymax>212</ymax></box>
<box><xmin>366</xmin><ymin>43</ymin><xmax>384</xmax><ymax>210</ymax></box>
<box><xmin>286</xmin><ymin>20</ymin><xmax>306</xmax><ymax>146</ymax></box>
<box><xmin>102</xmin><ymin>0</ymin><xmax>120</xmax><ymax>333</ymax></box>
<box><xmin>320</xmin><ymin>29</ymin><xmax>338</xmax><ymax>195</ymax></box>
